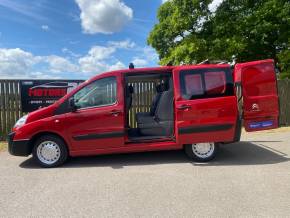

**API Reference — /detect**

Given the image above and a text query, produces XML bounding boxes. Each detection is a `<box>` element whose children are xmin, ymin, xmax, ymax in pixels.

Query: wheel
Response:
<box><xmin>184</xmin><ymin>142</ymin><xmax>218</xmax><ymax>162</ymax></box>
<box><xmin>32</xmin><ymin>135</ymin><xmax>68</xmax><ymax>168</ymax></box>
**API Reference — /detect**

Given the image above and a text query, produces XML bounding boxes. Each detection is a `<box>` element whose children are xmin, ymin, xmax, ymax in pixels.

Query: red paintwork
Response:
<box><xmin>235</xmin><ymin>59</ymin><xmax>279</xmax><ymax>132</ymax></box>
<box><xmin>12</xmin><ymin>60</ymin><xmax>279</xmax><ymax>157</ymax></box>
<box><xmin>173</xmin><ymin>65</ymin><xmax>238</xmax><ymax>144</ymax></box>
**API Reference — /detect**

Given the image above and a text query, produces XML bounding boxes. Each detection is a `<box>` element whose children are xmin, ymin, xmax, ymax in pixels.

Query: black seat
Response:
<box><xmin>136</xmin><ymin>79</ymin><xmax>174</xmax><ymax>136</ymax></box>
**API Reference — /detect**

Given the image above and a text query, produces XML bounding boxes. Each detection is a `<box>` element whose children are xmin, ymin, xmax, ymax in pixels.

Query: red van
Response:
<box><xmin>8</xmin><ymin>59</ymin><xmax>279</xmax><ymax>167</ymax></box>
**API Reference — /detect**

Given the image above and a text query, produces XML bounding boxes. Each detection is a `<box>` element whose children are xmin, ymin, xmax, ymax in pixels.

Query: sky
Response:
<box><xmin>0</xmin><ymin>0</ymin><xmax>223</xmax><ymax>80</ymax></box>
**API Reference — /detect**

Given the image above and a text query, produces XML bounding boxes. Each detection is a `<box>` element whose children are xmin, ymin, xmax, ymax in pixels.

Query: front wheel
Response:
<box><xmin>184</xmin><ymin>142</ymin><xmax>218</xmax><ymax>162</ymax></box>
<box><xmin>32</xmin><ymin>135</ymin><xmax>68</xmax><ymax>168</ymax></box>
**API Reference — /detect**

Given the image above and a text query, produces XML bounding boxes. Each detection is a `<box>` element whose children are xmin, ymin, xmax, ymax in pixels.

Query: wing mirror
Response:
<box><xmin>69</xmin><ymin>98</ymin><xmax>78</xmax><ymax>112</ymax></box>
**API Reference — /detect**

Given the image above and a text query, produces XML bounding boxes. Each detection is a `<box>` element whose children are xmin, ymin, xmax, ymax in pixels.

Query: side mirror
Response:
<box><xmin>69</xmin><ymin>98</ymin><xmax>77</xmax><ymax>112</ymax></box>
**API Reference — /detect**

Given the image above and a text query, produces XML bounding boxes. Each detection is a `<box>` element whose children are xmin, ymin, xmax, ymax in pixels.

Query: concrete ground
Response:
<box><xmin>0</xmin><ymin>129</ymin><xmax>290</xmax><ymax>218</ymax></box>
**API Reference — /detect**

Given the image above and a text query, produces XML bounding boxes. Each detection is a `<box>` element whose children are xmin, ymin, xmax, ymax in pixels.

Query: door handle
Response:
<box><xmin>177</xmin><ymin>105</ymin><xmax>191</xmax><ymax>110</ymax></box>
<box><xmin>110</xmin><ymin>110</ymin><xmax>122</xmax><ymax>116</ymax></box>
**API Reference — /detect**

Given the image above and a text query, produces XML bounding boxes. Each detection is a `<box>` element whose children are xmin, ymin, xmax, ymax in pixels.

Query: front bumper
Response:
<box><xmin>8</xmin><ymin>132</ymin><xmax>31</xmax><ymax>156</ymax></box>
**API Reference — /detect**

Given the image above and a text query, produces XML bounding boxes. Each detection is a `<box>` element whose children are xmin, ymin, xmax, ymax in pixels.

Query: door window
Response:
<box><xmin>73</xmin><ymin>77</ymin><xmax>117</xmax><ymax>109</ymax></box>
<box><xmin>204</xmin><ymin>71</ymin><xmax>226</xmax><ymax>95</ymax></box>
<box><xmin>180</xmin><ymin>68</ymin><xmax>233</xmax><ymax>100</ymax></box>
<box><xmin>184</xmin><ymin>74</ymin><xmax>204</xmax><ymax>97</ymax></box>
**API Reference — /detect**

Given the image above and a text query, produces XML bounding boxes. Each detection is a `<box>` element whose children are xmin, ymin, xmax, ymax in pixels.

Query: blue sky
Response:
<box><xmin>0</xmin><ymin>0</ymin><xmax>222</xmax><ymax>80</ymax></box>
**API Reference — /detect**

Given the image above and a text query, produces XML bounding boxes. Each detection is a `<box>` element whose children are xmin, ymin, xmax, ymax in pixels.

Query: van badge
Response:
<box><xmin>252</xmin><ymin>103</ymin><xmax>260</xmax><ymax>111</ymax></box>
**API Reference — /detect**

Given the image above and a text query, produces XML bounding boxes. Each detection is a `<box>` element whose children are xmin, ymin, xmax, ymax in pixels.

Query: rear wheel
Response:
<box><xmin>32</xmin><ymin>135</ymin><xmax>68</xmax><ymax>168</ymax></box>
<box><xmin>184</xmin><ymin>142</ymin><xmax>218</xmax><ymax>162</ymax></box>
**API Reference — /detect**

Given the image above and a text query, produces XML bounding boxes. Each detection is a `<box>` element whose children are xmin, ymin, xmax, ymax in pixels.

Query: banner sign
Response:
<box><xmin>20</xmin><ymin>80</ymin><xmax>84</xmax><ymax>112</ymax></box>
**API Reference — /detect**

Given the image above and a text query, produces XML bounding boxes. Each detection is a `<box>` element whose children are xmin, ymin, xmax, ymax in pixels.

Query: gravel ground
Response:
<box><xmin>0</xmin><ymin>129</ymin><xmax>289</xmax><ymax>218</ymax></box>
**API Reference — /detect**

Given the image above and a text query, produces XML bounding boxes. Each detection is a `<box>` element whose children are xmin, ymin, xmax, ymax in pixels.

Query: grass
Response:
<box><xmin>0</xmin><ymin>141</ymin><xmax>7</xmax><ymax>152</ymax></box>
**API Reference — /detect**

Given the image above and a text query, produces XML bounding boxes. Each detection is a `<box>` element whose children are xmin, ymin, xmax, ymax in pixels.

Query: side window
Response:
<box><xmin>74</xmin><ymin>77</ymin><xmax>117</xmax><ymax>109</ymax></box>
<box><xmin>180</xmin><ymin>68</ymin><xmax>233</xmax><ymax>100</ymax></box>
<box><xmin>184</xmin><ymin>74</ymin><xmax>204</xmax><ymax>99</ymax></box>
<box><xmin>204</xmin><ymin>71</ymin><xmax>226</xmax><ymax>96</ymax></box>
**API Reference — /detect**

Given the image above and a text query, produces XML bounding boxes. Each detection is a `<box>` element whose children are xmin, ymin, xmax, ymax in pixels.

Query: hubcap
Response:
<box><xmin>192</xmin><ymin>142</ymin><xmax>215</xmax><ymax>159</ymax></box>
<box><xmin>37</xmin><ymin>141</ymin><xmax>61</xmax><ymax>165</ymax></box>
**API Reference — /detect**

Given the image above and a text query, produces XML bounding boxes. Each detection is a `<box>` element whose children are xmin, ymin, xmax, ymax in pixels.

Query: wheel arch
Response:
<box><xmin>28</xmin><ymin>131</ymin><xmax>69</xmax><ymax>154</ymax></box>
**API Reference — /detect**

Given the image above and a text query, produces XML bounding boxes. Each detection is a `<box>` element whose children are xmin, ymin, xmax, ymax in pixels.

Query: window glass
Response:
<box><xmin>184</xmin><ymin>74</ymin><xmax>204</xmax><ymax>97</ymax></box>
<box><xmin>204</xmin><ymin>72</ymin><xmax>226</xmax><ymax>95</ymax></box>
<box><xmin>74</xmin><ymin>77</ymin><xmax>117</xmax><ymax>109</ymax></box>
<box><xmin>180</xmin><ymin>68</ymin><xmax>233</xmax><ymax>100</ymax></box>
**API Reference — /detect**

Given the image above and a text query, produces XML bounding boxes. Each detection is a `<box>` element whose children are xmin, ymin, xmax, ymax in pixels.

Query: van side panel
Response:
<box><xmin>176</xmin><ymin>96</ymin><xmax>238</xmax><ymax>144</ymax></box>
<box><xmin>173</xmin><ymin>65</ymin><xmax>238</xmax><ymax>145</ymax></box>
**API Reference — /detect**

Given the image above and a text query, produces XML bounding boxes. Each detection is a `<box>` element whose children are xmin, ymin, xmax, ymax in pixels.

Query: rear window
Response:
<box><xmin>180</xmin><ymin>68</ymin><xmax>234</xmax><ymax>100</ymax></box>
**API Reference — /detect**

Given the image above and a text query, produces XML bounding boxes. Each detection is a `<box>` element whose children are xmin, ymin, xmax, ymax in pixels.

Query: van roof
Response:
<box><xmin>88</xmin><ymin>64</ymin><xmax>231</xmax><ymax>82</ymax></box>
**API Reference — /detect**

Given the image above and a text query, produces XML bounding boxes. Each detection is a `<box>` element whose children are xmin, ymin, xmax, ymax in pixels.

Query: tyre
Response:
<box><xmin>32</xmin><ymin>135</ymin><xmax>68</xmax><ymax>168</ymax></box>
<box><xmin>184</xmin><ymin>142</ymin><xmax>218</xmax><ymax>162</ymax></box>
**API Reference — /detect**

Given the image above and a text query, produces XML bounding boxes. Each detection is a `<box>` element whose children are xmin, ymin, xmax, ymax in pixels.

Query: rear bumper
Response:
<box><xmin>7</xmin><ymin>132</ymin><xmax>31</xmax><ymax>156</ymax></box>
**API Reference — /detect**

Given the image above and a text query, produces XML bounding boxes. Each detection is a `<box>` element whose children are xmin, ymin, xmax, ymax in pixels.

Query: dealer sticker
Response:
<box><xmin>249</xmin><ymin>121</ymin><xmax>274</xmax><ymax>129</ymax></box>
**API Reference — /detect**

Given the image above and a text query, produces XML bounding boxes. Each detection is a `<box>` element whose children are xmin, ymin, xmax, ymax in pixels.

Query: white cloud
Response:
<box><xmin>162</xmin><ymin>0</ymin><xmax>170</xmax><ymax>3</ymax></box>
<box><xmin>62</xmin><ymin>47</ymin><xmax>81</xmax><ymax>58</ymax></box>
<box><xmin>0</xmin><ymin>48</ymin><xmax>78</xmax><ymax>78</ymax></box>
<box><xmin>78</xmin><ymin>40</ymin><xmax>137</xmax><ymax>74</ymax></box>
<box><xmin>131</xmin><ymin>58</ymin><xmax>148</xmax><ymax>67</ymax></box>
<box><xmin>143</xmin><ymin>46</ymin><xmax>159</xmax><ymax>62</ymax></box>
<box><xmin>87</xmin><ymin>46</ymin><xmax>116</xmax><ymax>60</ymax></box>
<box><xmin>42</xmin><ymin>55</ymin><xmax>79</xmax><ymax>73</ymax></box>
<box><xmin>75</xmin><ymin>0</ymin><xmax>133</xmax><ymax>34</ymax></box>
<box><xmin>108</xmin><ymin>61</ymin><xmax>125</xmax><ymax>71</ymax></box>
<box><xmin>78</xmin><ymin>45</ymin><xmax>124</xmax><ymax>74</ymax></box>
<box><xmin>108</xmin><ymin>39</ymin><xmax>136</xmax><ymax>49</ymax></box>
<box><xmin>41</xmin><ymin>25</ymin><xmax>49</xmax><ymax>31</ymax></box>
<box><xmin>130</xmin><ymin>46</ymin><xmax>159</xmax><ymax>68</ymax></box>
<box><xmin>0</xmin><ymin>48</ymin><xmax>39</xmax><ymax>78</ymax></box>
<box><xmin>0</xmin><ymin>40</ymin><xmax>157</xmax><ymax>79</ymax></box>
<box><xmin>209</xmin><ymin>0</ymin><xmax>223</xmax><ymax>12</ymax></box>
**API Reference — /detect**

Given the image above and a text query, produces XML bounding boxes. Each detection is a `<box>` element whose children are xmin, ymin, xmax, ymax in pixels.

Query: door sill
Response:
<box><xmin>126</xmin><ymin>136</ymin><xmax>175</xmax><ymax>144</ymax></box>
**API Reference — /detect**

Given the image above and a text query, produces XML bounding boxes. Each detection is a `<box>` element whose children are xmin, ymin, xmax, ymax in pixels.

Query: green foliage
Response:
<box><xmin>278</xmin><ymin>49</ymin><xmax>290</xmax><ymax>79</ymax></box>
<box><xmin>148</xmin><ymin>0</ymin><xmax>290</xmax><ymax>78</ymax></box>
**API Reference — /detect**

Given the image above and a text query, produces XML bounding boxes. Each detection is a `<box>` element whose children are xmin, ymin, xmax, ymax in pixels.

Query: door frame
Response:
<box><xmin>123</xmin><ymin>70</ymin><xmax>176</xmax><ymax>143</ymax></box>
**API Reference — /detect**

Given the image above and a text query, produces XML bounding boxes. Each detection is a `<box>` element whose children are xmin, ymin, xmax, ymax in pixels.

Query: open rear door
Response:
<box><xmin>235</xmin><ymin>59</ymin><xmax>279</xmax><ymax>132</ymax></box>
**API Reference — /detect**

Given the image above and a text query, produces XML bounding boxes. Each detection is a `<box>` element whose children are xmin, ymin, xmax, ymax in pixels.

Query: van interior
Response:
<box><xmin>124</xmin><ymin>72</ymin><xmax>174</xmax><ymax>142</ymax></box>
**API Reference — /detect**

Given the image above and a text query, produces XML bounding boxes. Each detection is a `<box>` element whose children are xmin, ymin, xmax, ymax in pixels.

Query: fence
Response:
<box><xmin>1</xmin><ymin>79</ymin><xmax>290</xmax><ymax>140</ymax></box>
<box><xmin>0</xmin><ymin>80</ymin><xmax>25</xmax><ymax>140</ymax></box>
<box><xmin>277</xmin><ymin>79</ymin><xmax>290</xmax><ymax>126</ymax></box>
<box><xmin>128</xmin><ymin>81</ymin><xmax>156</xmax><ymax>128</ymax></box>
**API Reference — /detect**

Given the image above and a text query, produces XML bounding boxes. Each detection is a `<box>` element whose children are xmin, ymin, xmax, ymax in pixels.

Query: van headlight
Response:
<box><xmin>14</xmin><ymin>115</ymin><xmax>28</xmax><ymax>128</ymax></box>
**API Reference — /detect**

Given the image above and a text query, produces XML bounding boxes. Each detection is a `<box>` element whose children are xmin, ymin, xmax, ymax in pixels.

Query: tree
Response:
<box><xmin>148</xmin><ymin>0</ymin><xmax>290</xmax><ymax>78</ymax></box>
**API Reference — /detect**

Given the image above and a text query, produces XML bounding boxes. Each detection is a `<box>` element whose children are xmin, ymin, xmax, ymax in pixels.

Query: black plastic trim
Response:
<box><xmin>179</xmin><ymin>124</ymin><xmax>234</xmax><ymax>134</ymax></box>
<box><xmin>7</xmin><ymin>132</ymin><xmax>31</xmax><ymax>156</ymax></box>
<box><xmin>54</xmin><ymin>100</ymin><xmax>70</xmax><ymax>115</ymax></box>
<box><xmin>73</xmin><ymin>131</ymin><xmax>125</xmax><ymax>141</ymax></box>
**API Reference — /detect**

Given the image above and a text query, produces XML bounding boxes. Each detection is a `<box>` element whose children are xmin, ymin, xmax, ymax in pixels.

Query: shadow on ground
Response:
<box><xmin>19</xmin><ymin>141</ymin><xmax>290</xmax><ymax>169</ymax></box>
